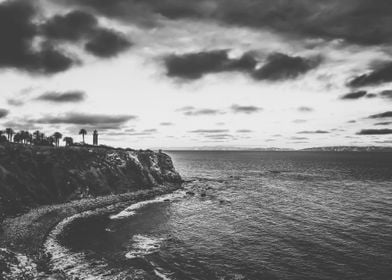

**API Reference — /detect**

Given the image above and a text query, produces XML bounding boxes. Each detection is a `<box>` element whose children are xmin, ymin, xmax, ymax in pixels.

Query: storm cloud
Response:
<box><xmin>165</xmin><ymin>50</ymin><xmax>256</xmax><ymax>80</ymax></box>
<box><xmin>349</xmin><ymin>62</ymin><xmax>392</xmax><ymax>88</ymax></box>
<box><xmin>368</xmin><ymin>111</ymin><xmax>392</xmax><ymax>119</ymax></box>
<box><xmin>340</xmin><ymin>91</ymin><xmax>367</xmax><ymax>100</ymax></box>
<box><xmin>42</xmin><ymin>11</ymin><xmax>98</xmax><ymax>41</ymax></box>
<box><xmin>0</xmin><ymin>0</ymin><xmax>75</xmax><ymax>74</ymax></box>
<box><xmin>35</xmin><ymin>91</ymin><xmax>86</xmax><ymax>103</ymax></box>
<box><xmin>357</xmin><ymin>129</ymin><xmax>392</xmax><ymax>135</ymax></box>
<box><xmin>165</xmin><ymin>50</ymin><xmax>319</xmax><ymax>81</ymax></box>
<box><xmin>34</xmin><ymin>112</ymin><xmax>136</xmax><ymax>126</ymax></box>
<box><xmin>252</xmin><ymin>53</ymin><xmax>321</xmax><ymax>81</ymax></box>
<box><xmin>380</xmin><ymin>90</ymin><xmax>392</xmax><ymax>99</ymax></box>
<box><xmin>85</xmin><ymin>29</ymin><xmax>132</xmax><ymax>58</ymax></box>
<box><xmin>62</xmin><ymin>0</ymin><xmax>392</xmax><ymax>46</ymax></box>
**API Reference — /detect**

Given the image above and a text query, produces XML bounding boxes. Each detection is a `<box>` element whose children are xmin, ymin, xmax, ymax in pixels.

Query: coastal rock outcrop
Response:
<box><xmin>0</xmin><ymin>144</ymin><xmax>182</xmax><ymax>218</ymax></box>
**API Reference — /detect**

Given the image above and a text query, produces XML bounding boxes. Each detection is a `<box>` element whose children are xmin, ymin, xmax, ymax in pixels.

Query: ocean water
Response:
<box><xmin>48</xmin><ymin>151</ymin><xmax>392</xmax><ymax>280</ymax></box>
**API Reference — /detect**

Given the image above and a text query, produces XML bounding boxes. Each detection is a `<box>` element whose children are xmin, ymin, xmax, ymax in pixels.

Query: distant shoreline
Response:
<box><xmin>165</xmin><ymin>147</ymin><xmax>392</xmax><ymax>152</ymax></box>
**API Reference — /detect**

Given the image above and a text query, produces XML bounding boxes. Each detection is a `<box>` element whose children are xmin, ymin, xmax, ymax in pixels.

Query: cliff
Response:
<box><xmin>0</xmin><ymin>144</ymin><xmax>182</xmax><ymax>218</ymax></box>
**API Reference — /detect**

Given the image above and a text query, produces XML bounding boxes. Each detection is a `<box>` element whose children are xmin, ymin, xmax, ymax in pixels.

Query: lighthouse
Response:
<box><xmin>93</xmin><ymin>130</ymin><xmax>98</xmax><ymax>146</ymax></box>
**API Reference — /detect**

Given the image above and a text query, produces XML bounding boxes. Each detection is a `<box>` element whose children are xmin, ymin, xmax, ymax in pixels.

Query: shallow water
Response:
<box><xmin>50</xmin><ymin>151</ymin><xmax>392</xmax><ymax>279</ymax></box>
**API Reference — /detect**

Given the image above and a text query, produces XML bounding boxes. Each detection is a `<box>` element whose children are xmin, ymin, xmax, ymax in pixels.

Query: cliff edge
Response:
<box><xmin>0</xmin><ymin>144</ymin><xmax>182</xmax><ymax>218</ymax></box>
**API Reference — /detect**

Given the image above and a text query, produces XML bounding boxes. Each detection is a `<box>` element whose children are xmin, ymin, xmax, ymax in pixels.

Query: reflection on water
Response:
<box><xmin>50</xmin><ymin>152</ymin><xmax>392</xmax><ymax>280</ymax></box>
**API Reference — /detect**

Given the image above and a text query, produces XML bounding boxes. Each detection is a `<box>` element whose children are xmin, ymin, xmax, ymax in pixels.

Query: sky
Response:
<box><xmin>0</xmin><ymin>0</ymin><xmax>392</xmax><ymax>149</ymax></box>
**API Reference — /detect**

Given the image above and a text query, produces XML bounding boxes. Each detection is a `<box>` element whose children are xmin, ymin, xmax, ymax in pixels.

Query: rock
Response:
<box><xmin>0</xmin><ymin>144</ymin><xmax>182</xmax><ymax>217</ymax></box>
<box><xmin>200</xmin><ymin>192</ymin><xmax>207</xmax><ymax>197</ymax></box>
<box><xmin>186</xmin><ymin>191</ymin><xmax>195</xmax><ymax>196</ymax></box>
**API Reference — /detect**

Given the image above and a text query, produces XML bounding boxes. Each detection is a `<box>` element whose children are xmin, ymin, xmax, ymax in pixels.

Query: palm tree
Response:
<box><xmin>53</xmin><ymin>132</ymin><xmax>63</xmax><ymax>147</ymax></box>
<box><xmin>63</xmin><ymin>137</ymin><xmax>74</xmax><ymax>146</ymax></box>
<box><xmin>5</xmin><ymin>128</ymin><xmax>14</xmax><ymax>142</ymax></box>
<box><xmin>13</xmin><ymin>132</ymin><xmax>22</xmax><ymax>143</ymax></box>
<box><xmin>33</xmin><ymin>130</ymin><xmax>41</xmax><ymax>141</ymax></box>
<box><xmin>79</xmin><ymin>129</ymin><xmax>87</xmax><ymax>144</ymax></box>
<box><xmin>20</xmin><ymin>130</ymin><xmax>30</xmax><ymax>144</ymax></box>
<box><xmin>47</xmin><ymin>136</ymin><xmax>55</xmax><ymax>146</ymax></box>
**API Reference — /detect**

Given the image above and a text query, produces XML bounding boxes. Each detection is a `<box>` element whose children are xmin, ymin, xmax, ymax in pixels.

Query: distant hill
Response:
<box><xmin>300</xmin><ymin>146</ymin><xmax>392</xmax><ymax>152</ymax></box>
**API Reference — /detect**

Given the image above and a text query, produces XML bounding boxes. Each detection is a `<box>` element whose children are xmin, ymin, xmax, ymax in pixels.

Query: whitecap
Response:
<box><xmin>110</xmin><ymin>190</ymin><xmax>186</xmax><ymax>220</ymax></box>
<box><xmin>125</xmin><ymin>235</ymin><xmax>164</xmax><ymax>259</ymax></box>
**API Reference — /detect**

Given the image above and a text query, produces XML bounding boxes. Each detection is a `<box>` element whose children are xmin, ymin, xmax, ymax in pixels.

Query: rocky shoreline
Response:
<box><xmin>0</xmin><ymin>144</ymin><xmax>183</xmax><ymax>279</ymax></box>
<box><xmin>0</xmin><ymin>184</ymin><xmax>182</xmax><ymax>279</ymax></box>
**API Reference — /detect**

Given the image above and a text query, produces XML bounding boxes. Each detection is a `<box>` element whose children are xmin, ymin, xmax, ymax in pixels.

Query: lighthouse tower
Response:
<box><xmin>93</xmin><ymin>130</ymin><xmax>98</xmax><ymax>146</ymax></box>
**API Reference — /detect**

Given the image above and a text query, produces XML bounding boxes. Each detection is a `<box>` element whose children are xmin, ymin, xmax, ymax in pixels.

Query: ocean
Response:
<box><xmin>46</xmin><ymin>151</ymin><xmax>392</xmax><ymax>280</ymax></box>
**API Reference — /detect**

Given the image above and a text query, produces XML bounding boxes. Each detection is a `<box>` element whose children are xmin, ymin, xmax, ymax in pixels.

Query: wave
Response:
<box><xmin>110</xmin><ymin>190</ymin><xmax>187</xmax><ymax>220</ymax></box>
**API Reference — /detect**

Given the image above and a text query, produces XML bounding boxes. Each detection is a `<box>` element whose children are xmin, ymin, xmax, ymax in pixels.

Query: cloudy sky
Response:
<box><xmin>0</xmin><ymin>0</ymin><xmax>392</xmax><ymax>149</ymax></box>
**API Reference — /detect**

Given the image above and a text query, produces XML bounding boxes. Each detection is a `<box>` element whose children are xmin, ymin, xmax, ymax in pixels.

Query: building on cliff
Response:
<box><xmin>93</xmin><ymin>130</ymin><xmax>98</xmax><ymax>146</ymax></box>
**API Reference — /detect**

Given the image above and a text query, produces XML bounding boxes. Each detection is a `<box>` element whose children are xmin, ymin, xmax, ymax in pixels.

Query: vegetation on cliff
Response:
<box><xmin>0</xmin><ymin>143</ymin><xmax>182</xmax><ymax>218</ymax></box>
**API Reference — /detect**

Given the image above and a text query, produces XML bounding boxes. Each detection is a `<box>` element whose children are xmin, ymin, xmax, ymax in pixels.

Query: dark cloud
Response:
<box><xmin>237</xmin><ymin>129</ymin><xmax>252</xmax><ymax>133</ymax></box>
<box><xmin>190</xmin><ymin>129</ymin><xmax>229</xmax><ymax>134</ymax></box>
<box><xmin>293</xmin><ymin>119</ymin><xmax>307</xmax><ymax>123</ymax></box>
<box><xmin>357</xmin><ymin>129</ymin><xmax>392</xmax><ymax>135</ymax></box>
<box><xmin>85</xmin><ymin>29</ymin><xmax>131</xmax><ymax>58</ymax></box>
<box><xmin>297</xmin><ymin>130</ymin><xmax>329</xmax><ymax>134</ymax></box>
<box><xmin>165</xmin><ymin>50</ymin><xmax>256</xmax><ymax>80</ymax></box>
<box><xmin>340</xmin><ymin>91</ymin><xmax>367</xmax><ymax>100</ymax></box>
<box><xmin>1</xmin><ymin>120</ymin><xmax>42</xmax><ymax>131</ymax></box>
<box><xmin>291</xmin><ymin>137</ymin><xmax>309</xmax><ymax>140</ymax></box>
<box><xmin>62</xmin><ymin>0</ymin><xmax>392</xmax><ymax>46</ymax></box>
<box><xmin>349</xmin><ymin>62</ymin><xmax>392</xmax><ymax>88</ymax></box>
<box><xmin>368</xmin><ymin>111</ymin><xmax>392</xmax><ymax>119</ymax></box>
<box><xmin>160</xmin><ymin>122</ymin><xmax>173</xmax><ymax>126</ymax></box>
<box><xmin>35</xmin><ymin>91</ymin><xmax>86</xmax><ymax>103</ymax></box>
<box><xmin>0</xmin><ymin>109</ymin><xmax>9</xmax><ymax>118</ymax></box>
<box><xmin>165</xmin><ymin>50</ymin><xmax>320</xmax><ymax>81</ymax></box>
<box><xmin>34</xmin><ymin>112</ymin><xmax>136</xmax><ymax>127</ymax></box>
<box><xmin>375</xmin><ymin>122</ymin><xmax>392</xmax><ymax>126</ymax></box>
<box><xmin>42</xmin><ymin>11</ymin><xmax>98</xmax><ymax>41</ymax></box>
<box><xmin>252</xmin><ymin>53</ymin><xmax>321</xmax><ymax>81</ymax></box>
<box><xmin>366</xmin><ymin>93</ymin><xmax>377</xmax><ymax>98</ymax></box>
<box><xmin>298</xmin><ymin>106</ymin><xmax>313</xmax><ymax>112</ymax></box>
<box><xmin>203</xmin><ymin>133</ymin><xmax>235</xmax><ymax>140</ymax></box>
<box><xmin>42</xmin><ymin>10</ymin><xmax>132</xmax><ymax>58</ymax></box>
<box><xmin>380</xmin><ymin>90</ymin><xmax>392</xmax><ymax>99</ymax></box>
<box><xmin>0</xmin><ymin>1</ymin><xmax>75</xmax><ymax>74</ymax></box>
<box><xmin>375</xmin><ymin>140</ymin><xmax>392</xmax><ymax>144</ymax></box>
<box><xmin>231</xmin><ymin>105</ymin><xmax>262</xmax><ymax>114</ymax></box>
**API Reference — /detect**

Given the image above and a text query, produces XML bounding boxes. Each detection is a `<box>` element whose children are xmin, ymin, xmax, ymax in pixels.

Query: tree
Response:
<box><xmin>53</xmin><ymin>132</ymin><xmax>63</xmax><ymax>147</ymax></box>
<box><xmin>33</xmin><ymin>130</ymin><xmax>41</xmax><ymax>141</ymax></box>
<box><xmin>0</xmin><ymin>130</ymin><xmax>6</xmax><ymax>143</ymax></box>
<box><xmin>13</xmin><ymin>133</ymin><xmax>22</xmax><ymax>143</ymax></box>
<box><xmin>47</xmin><ymin>136</ymin><xmax>55</xmax><ymax>146</ymax></box>
<box><xmin>79</xmin><ymin>129</ymin><xmax>87</xmax><ymax>144</ymax></box>
<box><xmin>20</xmin><ymin>130</ymin><xmax>31</xmax><ymax>144</ymax></box>
<box><xmin>5</xmin><ymin>128</ymin><xmax>14</xmax><ymax>142</ymax></box>
<box><xmin>63</xmin><ymin>137</ymin><xmax>74</xmax><ymax>146</ymax></box>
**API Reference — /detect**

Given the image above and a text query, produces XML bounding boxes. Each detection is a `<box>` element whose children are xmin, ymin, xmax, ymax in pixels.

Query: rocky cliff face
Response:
<box><xmin>0</xmin><ymin>144</ymin><xmax>182</xmax><ymax>218</ymax></box>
